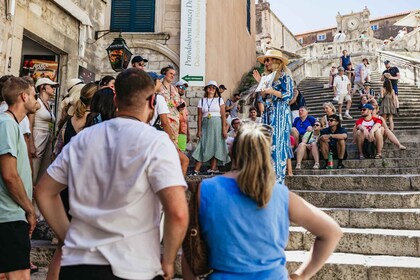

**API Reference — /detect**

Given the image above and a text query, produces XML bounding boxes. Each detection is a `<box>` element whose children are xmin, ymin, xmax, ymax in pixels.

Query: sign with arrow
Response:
<box><xmin>180</xmin><ymin>0</ymin><xmax>206</xmax><ymax>86</ymax></box>
<box><xmin>181</xmin><ymin>75</ymin><xmax>204</xmax><ymax>82</ymax></box>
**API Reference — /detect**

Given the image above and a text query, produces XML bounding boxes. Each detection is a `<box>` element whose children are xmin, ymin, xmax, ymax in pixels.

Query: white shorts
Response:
<box><xmin>338</xmin><ymin>94</ymin><xmax>351</xmax><ymax>104</ymax></box>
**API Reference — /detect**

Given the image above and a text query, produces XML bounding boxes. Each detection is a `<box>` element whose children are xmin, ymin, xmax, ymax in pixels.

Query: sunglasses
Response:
<box><xmin>328</xmin><ymin>119</ymin><xmax>337</xmax><ymax>122</ymax></box>
<box><xmin>361</xmin><ymin>108</ymin><xmax>368</xmax><ymax>111</ymax></box>
<box><xmin>177</xmin><ymin>86</ymin><xmax>186</xmax><ymax>90</ymax></box>
<box><xmin>314</xmin><ymin>124</ymin><xmax>321</xmax><ymax>127</ymax></box>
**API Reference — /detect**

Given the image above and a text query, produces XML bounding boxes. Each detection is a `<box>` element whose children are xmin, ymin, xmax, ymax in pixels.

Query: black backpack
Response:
<box><xmin>363</xmin><ymin>139</ymin><xmax>376</xmax><ymax>159</ymax></box>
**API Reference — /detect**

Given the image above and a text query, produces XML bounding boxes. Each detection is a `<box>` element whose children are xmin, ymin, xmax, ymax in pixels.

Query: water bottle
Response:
<box><xmin>327</xmin><ymin>151</ymin><xmax>334</xmax><ymax>169</ymax></box>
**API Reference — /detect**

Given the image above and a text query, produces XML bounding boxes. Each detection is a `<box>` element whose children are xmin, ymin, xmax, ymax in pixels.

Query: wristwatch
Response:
<box><xmin>329</xmin><ymin>134</ymin><xmax>333</xmax><ymax>139</ymax></box>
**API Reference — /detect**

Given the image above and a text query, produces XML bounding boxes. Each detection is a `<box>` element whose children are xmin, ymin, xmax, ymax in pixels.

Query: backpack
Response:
<box><xmin>363</xmin><ymin>139</ymin><xmax>376</xmax><ymax>159</ymax></box>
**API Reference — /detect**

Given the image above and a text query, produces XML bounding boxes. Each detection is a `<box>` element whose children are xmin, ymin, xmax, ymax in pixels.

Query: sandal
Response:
<box><xmin>375</xmin><ymin>154</ymin><xmax>383</xmax><ymax>159</ymax></box>
<box><xmin>295</xmin><ymin>163</ymin><xmax>302</xmax><ymax>170</ymax></box>
<box><xmin>313</xmin><ymin>162</ymin><xmax>320</xmax><ymax>169</ymax></box>
<box><xmin>399</xmin><ymin>145</ymin><xmax>406</xmax><ymax>150</ymax></box>
<box><xmin>359</xmin><ymin>155</ymin><xmax>365</xmax><ymax>160</ymax></box>
<box><xmin>30</xmin><ymin>262</ymin><xmax>39</xmax><ymax>274</ymax></box>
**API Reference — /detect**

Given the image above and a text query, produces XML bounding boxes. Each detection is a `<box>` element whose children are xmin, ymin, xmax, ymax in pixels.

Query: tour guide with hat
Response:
<box><xmin>254</xmin><ymin>49</ymin><xmax>293</xmax><ymax>184</ymax></box>
<box><xmin>191</xmin><ymin>80</ymin><xmax>230</xmax><ymax>175</ymax></box>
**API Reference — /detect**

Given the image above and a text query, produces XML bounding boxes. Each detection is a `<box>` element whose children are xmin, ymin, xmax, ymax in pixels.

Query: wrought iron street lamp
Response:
<box><xmin>106</xmin><ymin>35</ymin><xmax>132</xmax><ymax>72</ymax></box>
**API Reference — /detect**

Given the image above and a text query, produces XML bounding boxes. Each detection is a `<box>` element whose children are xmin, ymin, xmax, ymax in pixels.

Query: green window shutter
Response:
<box><xmin>111</xmin><ymin>0</ymin><xmax>155</xmax><ymax>32</ymax></box>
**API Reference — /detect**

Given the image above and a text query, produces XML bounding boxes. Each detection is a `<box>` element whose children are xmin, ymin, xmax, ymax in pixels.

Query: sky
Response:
<box><xmin>265</xmin><ymin>0</ymin><xmax>419</xmax><ymax>34</ymax></box>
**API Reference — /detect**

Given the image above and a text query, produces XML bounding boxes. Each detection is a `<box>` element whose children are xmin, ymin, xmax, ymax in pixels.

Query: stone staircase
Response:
<box><xmin>285</xmin><ymin>74</ymin><xmax>420</xmax><ymax>279</ymax></box>
<box><xmin>30</xmin><ymin>73</ymin><xmax>420</xmax><ymax>279</ymax></box>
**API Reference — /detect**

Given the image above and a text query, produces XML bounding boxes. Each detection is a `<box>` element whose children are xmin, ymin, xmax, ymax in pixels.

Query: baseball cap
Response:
<box><xmin>219</xmin><ymin>84</ymin><xmax>227</xmax><ymax>90</ymax></box>
<box><xmin>147</xmin><ymin>72</ymin><xmax>164</xmax><ymax>80</ymax></box>
<box><xmin>384</xmin><ymin>60</ymin><xmax>390</xmax><ymax>65</ymax></box>
<box><xmin>361</xmin><ymin>103</ymin><xmax>374</xmax><ymax>110</ymax></box>
<box><xmin>337</xmin><ymin>66</ymin><xmax>345</xmax><ymax>71</ymax></box>
<box><xmin>175</xmin><ymin>81</ymin><xmax>188</xmax><ymax>88</ymax></box>
<box><xmin>132</xmin><ymin>55</ymin><xmax>148</xmax><ymax>64</ymax></box>
<box><xmin>35</xmin><ymin>78</ymin><xmax>59</xmax><ymax>89</ymax></box>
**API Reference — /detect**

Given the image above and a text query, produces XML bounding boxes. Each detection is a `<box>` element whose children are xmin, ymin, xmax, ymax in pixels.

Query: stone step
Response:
<box><xmin>293</xmin><ymin>190</ymin><xmax>420</xmax><ymax>209</ymax></box>
<box><xmin>294</xmin><ymin>167</ymin><xmax>420</xmax><ymax>175</ymax></box>
<box><xmin>288</xmin><ymin>226</ymin><xmax>420</xmax><ymax>257</ymax></box>
<box><xmin>292</xmin><ymin>157</ymin><xmax>419</xmax><ymax>169</ymax></box>
<box><xmin>285</xmin><ymin>175</ymin><xmax>420</xmax><ymax>191</ymax></box>
<box><xmin>31</xmin><ymin>240</ymin><xmax>55</xmax><ymax>267</ymax></box>
<box><xmin>344</xmin><ymin>149</ymin><xmax>419</xmax><ymax>159</ymax></box>
<box><xmin>286</xmin><ymin>251</ymin><xmax>420</xmax><ymax>280</ymax></box>
<box><xmin>320</xmin><ymin>208</ymin><xmax>420</xmax><ymax>230</ymax></box>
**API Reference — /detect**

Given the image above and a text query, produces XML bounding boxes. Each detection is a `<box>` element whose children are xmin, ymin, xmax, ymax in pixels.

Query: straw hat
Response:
<box><xmin>257</xmin><ymin>49</ymin><xmax>289</xmax><ymax>65</ymax></box>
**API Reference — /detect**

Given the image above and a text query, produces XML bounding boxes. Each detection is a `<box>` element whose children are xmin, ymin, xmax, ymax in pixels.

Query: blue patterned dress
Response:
<box><xmin>262</xmin><ymin>71</ymin><xmax>293</xmax><ymax>183</ymax></box>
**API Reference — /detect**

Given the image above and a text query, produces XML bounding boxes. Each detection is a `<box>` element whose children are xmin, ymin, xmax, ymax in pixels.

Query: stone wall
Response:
<box><xmin>256</xmin><ymin>0</ymin><xmax>302</xmax><ymax>53</ymax></box>
<box><xmin>0</xmin><ymin>0</ymin><xmax>107</xmax><ymax>91</ymax></box>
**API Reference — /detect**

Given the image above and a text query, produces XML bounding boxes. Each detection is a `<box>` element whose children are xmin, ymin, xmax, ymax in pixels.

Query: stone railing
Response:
<box><xmin>296</xmin><ymin>38</ymin><xmax>383</xmax><ymax>61</ymax></box>
<box><xmin>383</xmin><ymin>28</ymin><xmax>420</xmax><ymax>52</ymax></box>
<box><xmin>378</xmin><ymin>50</ymin><xmax>420</xmax><ymax>88</ymax></box>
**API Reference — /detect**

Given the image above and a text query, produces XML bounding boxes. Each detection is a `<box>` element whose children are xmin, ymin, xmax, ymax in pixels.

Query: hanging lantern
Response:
<box><xmin>106</xmin><ymin>36</ymin><xmax>132</xmax><ymax>72</ymax></box>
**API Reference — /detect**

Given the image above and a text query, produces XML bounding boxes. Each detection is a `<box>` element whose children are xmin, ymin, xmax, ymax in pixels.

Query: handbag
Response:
<box><xmin>182</xmin><ymin>180</ymin><xmax>212</xmax><ymax>276</ymax></box>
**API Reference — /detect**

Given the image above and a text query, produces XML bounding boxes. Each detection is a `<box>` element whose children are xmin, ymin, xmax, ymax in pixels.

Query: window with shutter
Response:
<box><xmin>246</xmin><ymin>0</ymin><xmax>251</xmax><ymax>34</ymax></box>
<box><xmin>111</xmin><ymin>0</ymin><xmax>156</xmax><ymax>32</ymax></box>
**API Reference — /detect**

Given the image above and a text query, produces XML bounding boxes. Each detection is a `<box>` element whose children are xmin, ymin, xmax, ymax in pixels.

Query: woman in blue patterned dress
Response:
<box><xmin>256</xmin><ymin>50</ymin><xmax>293</xmax><ymax>183</ymax></box>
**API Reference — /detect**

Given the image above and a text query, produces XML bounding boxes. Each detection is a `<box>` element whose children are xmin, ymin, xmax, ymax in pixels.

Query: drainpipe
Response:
<box><xmin>6</xmin><ymin>0</ymin><xmax>16</xmax><ymax>20</ymax></box>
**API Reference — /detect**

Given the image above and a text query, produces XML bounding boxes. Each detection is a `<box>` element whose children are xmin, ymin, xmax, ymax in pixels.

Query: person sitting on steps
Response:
<box><xmin>319</xmin><ymin>114</ymin><xmax>348</xmax><ymax>169</ymax></box>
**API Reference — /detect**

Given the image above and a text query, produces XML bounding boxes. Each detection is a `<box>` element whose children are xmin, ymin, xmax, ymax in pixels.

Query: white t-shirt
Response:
<box><xmin>47</xmin><ymin>118</ymin><xmax>187</xmax><ymax>279</ymax></box>
<box><xmin>149</xmin><ymin>94</ymin><xmax>170</xmax><ymax>126</ymax></box>
<box><xmin>0</xmin><ymin>101</ymin><xmax>31</xmax><ymax>135</ymax></box>
<box><xmin>198</xmin><ymin>97</ymin><xmax>224</xmax><ymax>118</ymax></box>
<box><xmin>333</xmin><ymin>75</ymin><xmax>350</xmax><ymax>95</ymax></box>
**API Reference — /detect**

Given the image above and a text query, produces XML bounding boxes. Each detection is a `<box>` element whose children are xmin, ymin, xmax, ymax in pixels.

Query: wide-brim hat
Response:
<box><xmin>257</xmin><ymin>49</ymin><xmax>289</xmax><ymax>65</ymax></box>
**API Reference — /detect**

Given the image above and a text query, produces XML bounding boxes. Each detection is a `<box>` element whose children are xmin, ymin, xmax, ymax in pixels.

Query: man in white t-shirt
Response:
<box><xmin>333</xmin><ymin>67</ymin><xmax>352</xmax><ymax>120</ymax></box>
<box><xmin>333</xmin><ymin>30</ymin><xmax>346</xmax><ymax>42</ymax></box>
<box><xmin>35</xmin><ymin>68</ymin><xmax>188</xmax><ymax>280</ymax></box>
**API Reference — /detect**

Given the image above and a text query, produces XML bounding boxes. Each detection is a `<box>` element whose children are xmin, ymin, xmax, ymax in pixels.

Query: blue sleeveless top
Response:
<box><xmin>199</xmin><ymin>176</ymin><xmax>290</xmax><ymax>280</ymax></box>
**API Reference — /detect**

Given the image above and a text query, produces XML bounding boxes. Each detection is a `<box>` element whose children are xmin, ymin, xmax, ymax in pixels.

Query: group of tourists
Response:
<box><xmin>0</xmin><ymin>48</ymin><xmax>347</xmax><ymax>280</ymax></box>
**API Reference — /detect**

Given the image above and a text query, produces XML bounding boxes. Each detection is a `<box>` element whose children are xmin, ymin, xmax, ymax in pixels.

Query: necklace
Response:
<box><xmin>6</xmin><ymin>109</ymin><xmax>19</xmax><ymax>124</ymax></box>
<box><xmin>206</xmin><ymin>97</ymin><xmax>215</xmax><ymax>119</ymax></box>
<box><xmin>118</xmin><ymin>115</ymin><xmax>142</xmax><ymax>122</ymax></box>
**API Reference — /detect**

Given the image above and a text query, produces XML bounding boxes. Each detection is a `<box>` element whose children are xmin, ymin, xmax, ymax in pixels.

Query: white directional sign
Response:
<box><xmin>179</xmin><ymin>0</ymin><xmax>206</xmax><ymax>86</ymax></box>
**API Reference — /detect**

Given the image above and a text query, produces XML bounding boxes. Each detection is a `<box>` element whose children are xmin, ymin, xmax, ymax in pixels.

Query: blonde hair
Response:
<box><xmin>74</xmin><ymin>82</ymin><xmax>97</xmax><ymax>119</ymax></box>
<box><xmin>323</xmin><ymin>102</ymin><xmax>336</xmax><ymax>113</ymax></box>
<box><xmin>271</xmin><ymin>59</ymin><xmax>291</xmax><ymax>81</ymax></box>
<box><xmin>231</xmin><ymin>123</ymin><xmax>276</xmax><ymax>208</ymax></box>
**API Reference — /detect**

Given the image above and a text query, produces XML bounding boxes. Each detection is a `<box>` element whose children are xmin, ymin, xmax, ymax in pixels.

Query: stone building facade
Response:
<box><xmin>255</xmin><ymin>0</ymin><xmax>301</xmax><ymax>53</ymax></box>
<box><xmin>0</xmin><ymin>0</ymin><xmax>256</xmax><ymax>139</ymax></box>
<box><xmin>0</xmin><ymin>0</ymin><xmax>106</xmax><ymax>90</ymax></box>
<box><xmin>296</xmin><ymin>9</ymin><xmax>414</xmax><ymax>46</ymax></box>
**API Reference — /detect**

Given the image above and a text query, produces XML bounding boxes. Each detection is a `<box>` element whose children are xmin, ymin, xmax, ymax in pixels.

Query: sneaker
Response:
<box><xmin>295</xmin><ymin>163</ymin><xmax>301</xmax><ymax>170</ymax></box>
<box><xmin>313</xmin><ymin>162</ymin><xmax>320</xmax><ymax>169</ymax></box>
<box><xmin>337</xmin><ymin>162</ymin><xmax>345</xmax><ymax>169</ymax></box>
<box><xmin>344</xmin><ymin>113</ymin><xmax>353</xmax><ymax>119</ymax></box>
<box><xmin>339</xmin><ymin>114</ymin><xmax>343</xmax><ymax>120</ymax></box>
<box><xmin>191</xmin><ymin>170</ymin><xmax>199</xmax><ymax>176</ymax></box>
